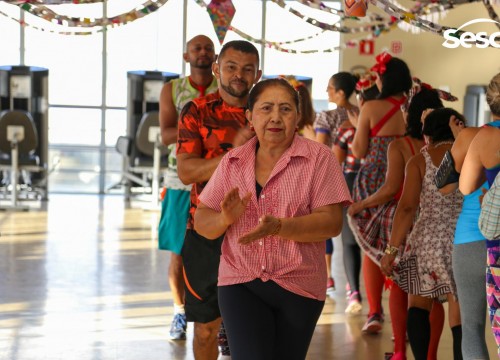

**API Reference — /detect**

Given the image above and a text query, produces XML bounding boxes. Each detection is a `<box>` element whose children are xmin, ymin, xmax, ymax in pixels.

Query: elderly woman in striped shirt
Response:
<box><xmin>194</xmin><ymin>78</ymin><xmax>352</xmax><ymax>360</ymax></box>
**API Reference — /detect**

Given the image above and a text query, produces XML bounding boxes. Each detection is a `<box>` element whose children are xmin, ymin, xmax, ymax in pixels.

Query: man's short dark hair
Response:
<box><xmin>218</xmin><ymin>40</ymin><xmax>260</xmax><ymax>66</ymax></box>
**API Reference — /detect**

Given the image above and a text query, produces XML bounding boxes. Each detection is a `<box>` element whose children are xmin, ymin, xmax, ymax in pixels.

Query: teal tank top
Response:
<box><xmin>454</xmin><ymin>182</ymin><xmax>489</xmax><ymax>244</ymax></box>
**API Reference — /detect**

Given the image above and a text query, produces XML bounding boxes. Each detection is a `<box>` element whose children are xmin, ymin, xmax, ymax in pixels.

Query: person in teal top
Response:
<box><xmin>455</xmin><ymin>72</ymin><xmax>500</xmax><ymax>359</ymax></box>
<box><xmin>158</xmin><ymin>34</ymin><xmax>218</xmax><ymax>342</ymax></box>
<box><xmin>440</xmin><ymin>112</ymin><xmax>491</xmax><ymax>359</ymax></box>
<box><xmin>454</xmin><ymin>183</ymin><xmax>489</xmax><ymax>245</ymax></box>
<box><xmin>460</xmin><ymin>115</ymin><xmax>500</xmax><ymax>357</ymax></box>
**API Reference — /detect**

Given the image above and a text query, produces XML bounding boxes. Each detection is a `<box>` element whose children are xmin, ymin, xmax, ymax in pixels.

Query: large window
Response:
<box><xmin>0</xmin><ymin>0</ymin><xmax>340</xmax><ymax>194</ymax></box>
<box><xmin>0</xmin><ymin>5</ymin><xmax>21</xmax><ymax>65</ymax></box>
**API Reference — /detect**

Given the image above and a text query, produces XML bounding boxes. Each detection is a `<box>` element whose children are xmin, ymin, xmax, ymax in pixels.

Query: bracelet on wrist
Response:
<box><xmin>384</xmin><ymin>244</ymin><xmax>399</xmax><ymax>256</ymax></box>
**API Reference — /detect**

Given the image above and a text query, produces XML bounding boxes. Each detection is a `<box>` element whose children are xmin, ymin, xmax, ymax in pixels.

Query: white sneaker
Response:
<box><xmin>345</xmin><ymin>291</ymin><xmax>362</xmax><ymax>314</ymax></box>
<box><xmin>326</xmin><ymin>277</ymin><xmax>335</xmax><ymax>298</ymax></box>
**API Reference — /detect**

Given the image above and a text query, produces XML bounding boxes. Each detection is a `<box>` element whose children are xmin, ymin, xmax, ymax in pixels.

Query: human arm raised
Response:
<box><xmin>195</xmin><ymin>187</ymin><xmax>343</xmax><ymax>243</ymax></box>
<box><xmin>195</xmin><ymin>187</ymin><xmax>252</xmax><ymax>239</ymax></box>
<box><xmin>241</xmin><ymin>148</ymin><xmax>348</xmax><ymax>244</ymax></box>
<box><xmin>159</xmin><ymin>82</ymin><xmax>178</xmax><ymax>146</ymax></box>
<box><xmin>238</xmin><ymin>204</ymin><xmax>343</xmax><ymax>244</ymax></box>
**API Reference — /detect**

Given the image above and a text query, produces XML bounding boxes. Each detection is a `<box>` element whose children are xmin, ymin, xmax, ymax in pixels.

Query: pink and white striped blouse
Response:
<box><xmin>198</xmin><ymin>135</ymin><xmax>352</xmax><ymax>301</ymax></box>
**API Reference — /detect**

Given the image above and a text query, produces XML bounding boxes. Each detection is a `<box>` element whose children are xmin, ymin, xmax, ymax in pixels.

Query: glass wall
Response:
<box><xmin>0</xmin><ymin>5</ymin><xmax>21</xmax><ymax>65</ymax></box>
<box><xmin>0</xmin><ymin>0</ymin><xmax>340</xmax><ymax>194</ymax></box>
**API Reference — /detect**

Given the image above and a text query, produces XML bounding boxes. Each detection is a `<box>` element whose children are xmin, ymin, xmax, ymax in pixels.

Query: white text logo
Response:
<box><xmin>442</xmin><ymin>18</ymin><xmax>500</xmax><ymax>49</ymax></box>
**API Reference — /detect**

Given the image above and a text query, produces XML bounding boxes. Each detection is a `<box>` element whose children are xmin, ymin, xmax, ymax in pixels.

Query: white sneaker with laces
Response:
<box><xmin>345</xmin><ymin>291</ymin><xmax>362</xmax><ymax>314</ymax></box>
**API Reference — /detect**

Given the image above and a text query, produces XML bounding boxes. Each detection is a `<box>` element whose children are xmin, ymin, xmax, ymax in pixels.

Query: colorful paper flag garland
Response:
<box><xmin>3</xmin><ymin>0</ymin><xmax>498</xmax><ymax>51</ymax></box>
<box><xmin>3</xmin><ymin>1</ymin><xmax>104</xmax><ymax>4</ymax></box>
<box><xmin>483</xmin><ymin>0</ymin><xmax>500</xmax><ymax>30</ymax></box>
<box><xmin>8</xmin><ymin>0</ymin><xmax>169</xmax><ymax>28</ymax></box>
<box><xmin>229</xmin><ymin>24</ymin><xmax>384</xmax><ymax>53</ymax></box>
<box><xmin>370</xmin><ymin>0</ymin><xmax>500</xmax><ymax>48</ymax></box>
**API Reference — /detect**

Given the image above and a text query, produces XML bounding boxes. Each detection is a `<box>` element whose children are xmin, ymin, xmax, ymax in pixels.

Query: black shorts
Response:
<box><xmin>181</xmin><ymin>229</ymin><xmax>224</xmax><ymax>323</ymax></box>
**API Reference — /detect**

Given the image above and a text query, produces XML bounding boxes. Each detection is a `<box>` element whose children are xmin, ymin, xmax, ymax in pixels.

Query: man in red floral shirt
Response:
<box><xmin>176</xmin><ymin>40</ymin><xmax>261</xmax><ymax>360</ymax></box>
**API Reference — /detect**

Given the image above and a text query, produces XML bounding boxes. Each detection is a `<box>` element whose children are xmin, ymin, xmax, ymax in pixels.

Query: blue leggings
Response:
<box><xmin>218</xmin><ymin>279</ymin><xmax>324</xmax><ymax>360</ymax></box>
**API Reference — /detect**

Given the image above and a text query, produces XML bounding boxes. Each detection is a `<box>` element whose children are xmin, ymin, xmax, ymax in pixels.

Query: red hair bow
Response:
<box><xmin>370</xmin><ymin>52</ymin><xmax>392</xmax><ymax>75</ymax></box>
<box><xmin>355</xmin><ymin>78</ymin><xmax>371</xmax><ymax>91</ymax></box>
<box><xmin>355</xmin><ymin>74</ymin><xmax>377</xmax><ymax>91</ymax></box>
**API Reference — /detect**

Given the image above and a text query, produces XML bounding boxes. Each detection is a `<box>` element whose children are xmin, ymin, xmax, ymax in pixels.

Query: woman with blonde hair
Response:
<box><xmin>437</xmin><ymin>80</ymin><xmax>495</xmax><ymax>359</ymax></box>
<box><xmin>459</xmin><ymin>72</ymin><xmax>500</xmax><ymax>354</ymax></box>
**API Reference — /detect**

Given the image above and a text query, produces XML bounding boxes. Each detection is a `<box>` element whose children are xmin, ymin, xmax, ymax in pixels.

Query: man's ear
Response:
<box><xmin>183</xmin><ymin>52</ymin><xmax>188</xmax><ymax>62</ymax></box>
<box><xmin>255</xmin><ymin>69</ymin><xmax>263</xmax><ymax>84</ymax></box>
<box><xmin>212</xmin><ymin>62</ymin><xmax>220</xmax><ymax>78</ymax></box>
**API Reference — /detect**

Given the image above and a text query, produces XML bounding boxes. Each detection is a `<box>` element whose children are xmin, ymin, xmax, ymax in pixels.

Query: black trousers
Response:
<box><xmin>218</xmin><ymin>279</ymin><xmax>324</xmax><ymax>360</ymax></box>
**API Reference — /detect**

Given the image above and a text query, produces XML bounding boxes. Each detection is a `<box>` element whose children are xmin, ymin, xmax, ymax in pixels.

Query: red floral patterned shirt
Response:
<box><xmin>177</xmin><ymin>91</ymin><xmax>247</xmax><ymax>229</ymax></box>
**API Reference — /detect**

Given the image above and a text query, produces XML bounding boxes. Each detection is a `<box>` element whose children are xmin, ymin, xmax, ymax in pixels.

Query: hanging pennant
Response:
<box><xmin>344</xmin><ymin>0</ymin><xmax>368</xmax><ymax>17</ymax></box>
<box><xmin>206</xmin><ymin>0</ymin><xmax>236</xmax><ymax>45</ymax></box>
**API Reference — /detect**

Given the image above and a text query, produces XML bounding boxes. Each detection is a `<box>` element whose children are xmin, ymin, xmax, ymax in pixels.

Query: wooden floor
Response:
<box><xmin>0</xmin><ymin>194</ymin><xmax>497</xmax><ymax>360</ymax></box>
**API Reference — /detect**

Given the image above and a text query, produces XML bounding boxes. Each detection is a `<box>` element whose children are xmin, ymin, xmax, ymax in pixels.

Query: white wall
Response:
<box><xmin>340</xmin><ymin>0</ymin><xmax>500</xmax><ymax>114</ymax></box>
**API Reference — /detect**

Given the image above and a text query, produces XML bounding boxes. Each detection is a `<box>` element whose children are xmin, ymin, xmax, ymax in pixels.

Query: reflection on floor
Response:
<box><xmin>0</xmin><ymin>194</ymin><xmax>497</xmax><ymax>360</ymax></box>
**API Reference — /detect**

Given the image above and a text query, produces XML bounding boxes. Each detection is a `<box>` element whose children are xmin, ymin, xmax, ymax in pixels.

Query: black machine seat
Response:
<box><xmin>0</xmin><ymin>110</ymin><xmax>40</xmax><ymax>167</ymax></box>
<box><xmin>109</xmin><ymin>111</ymin><xmax>169</xmax><ymax>196</ymax></box>
<box><xmin>132</xmin><ymin>111</ymin><xmax>168</xmax><ymax>168</ymax></box>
